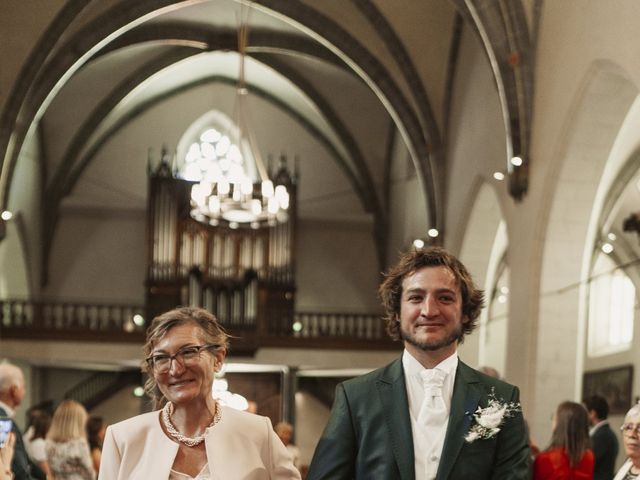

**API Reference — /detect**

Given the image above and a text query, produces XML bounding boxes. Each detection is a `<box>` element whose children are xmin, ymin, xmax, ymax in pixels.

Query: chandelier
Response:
<box><xmin>186</xmin><ymin>13</ymin><xmax>290</xmax><ymax>229</ymax></box>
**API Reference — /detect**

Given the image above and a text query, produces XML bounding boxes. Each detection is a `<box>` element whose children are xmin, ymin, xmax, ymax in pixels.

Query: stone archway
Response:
<box><xmin>532</xmin><ymin>60</ymin><xmax>638</xmax><ymax>440</ymax></box>
<box><xmin>458</xmin><ymin>180</ymin><xmax>506</xmax><ymax>369</ymax></box>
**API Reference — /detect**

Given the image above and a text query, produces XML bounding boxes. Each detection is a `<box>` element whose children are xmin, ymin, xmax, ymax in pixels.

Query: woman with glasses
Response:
<box><xmin>533</xmin><ymin>401</ymin><xmax>594</xmax><ymax>479</ymax></box>
<box><xmin>614</xmin><ymin>402</ymin><xmax>640</xmax><ymax>479</ymax></box>
<box><xmin>98</xmin><ymin>307</ymin><xmax>300</xmax><ymax>480</ymax></box>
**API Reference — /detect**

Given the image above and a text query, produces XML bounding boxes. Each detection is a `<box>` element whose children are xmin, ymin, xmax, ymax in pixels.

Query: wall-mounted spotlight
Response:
<box><xmin>510</xmin><ymin>156</ymin><xmax>523</xmax><ymax>167</ymax></box>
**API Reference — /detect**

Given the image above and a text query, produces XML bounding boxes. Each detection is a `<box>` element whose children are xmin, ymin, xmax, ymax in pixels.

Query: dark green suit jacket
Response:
<box><xmin>307</xmin><ymin>358</ymin><xmax>531</xmax><ymax>480</ymax></box>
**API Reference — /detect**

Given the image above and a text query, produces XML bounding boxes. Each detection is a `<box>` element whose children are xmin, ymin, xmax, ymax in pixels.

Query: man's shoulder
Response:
<box><xmin>594</xmin><ymin>421</ymin><xmax>618</xmax><ymax>439</ymax></box>
<box><xmin>340</xmin><ymin>357</ymin><xmax>402</xmax><ymax>391</ymax></box>
<box><xmin>458</xmin><ymin>362</ymin><xmax>519</xmax><ymax>395</ymax></box>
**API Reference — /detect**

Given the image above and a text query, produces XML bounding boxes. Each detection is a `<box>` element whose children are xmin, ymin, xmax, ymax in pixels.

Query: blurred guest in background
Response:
<box><xmin>24</xmin><ymin>410</ymin><xmax>52</xmax><ymax>479</ymax></box>
<box><xmin>99</xmin><ymin>307</ymin><xmax>300</xmax><ymax>479</ymax></box>
<box><xmin>0</xmin><ymin>362</ymin><xmax>36</xmax><ymax>480</ymax></box>
<box><xmin>86</xmin><ymin>416</ymin><xmax>105</xmax><ymax>476</ymax></box>
<box><xmin>46</xmin><ymin>400</ymin><xmax>95</xmax><ymax>480</ymax></box>
<box><xmin>478</xmin><ymin>366</ymin><xmax>500</xmax><ymax>379</ymax></box>
<box><xmin>533</xmin><ymin>401</ymin><xmax>593</xmax><ymax>480</ymax></box>
<box><xmin>275</xmin><ymin>422</ymin><xmax>301</xmax><ymax>469</ymax></box>
<box><xmin>613</xmin><ymin>402</ymin><xmax>640</xmax><ymax>480</ymax></box>
<box><xmin>584</xmin><ymin>395</ymin><xmax>618</xmax><ymax>480</ymax></box>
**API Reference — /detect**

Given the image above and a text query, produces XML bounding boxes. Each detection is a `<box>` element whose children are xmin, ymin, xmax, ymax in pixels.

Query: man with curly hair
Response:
<box><xmin>307</xmin><ymin>247</ymin><xmax>531</xmax><ymax>480</ymax></box>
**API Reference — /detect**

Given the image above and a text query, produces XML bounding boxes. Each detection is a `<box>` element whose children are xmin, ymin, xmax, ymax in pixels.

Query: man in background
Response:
<box><xmin>584</xmin><ymin>395</ymin><xmax>618</xmax><ymax>480</ymax></box>
<box><xmin>0</xmin><ymin>362</ymin><xmax>34</xmax><ymax>480</ymax></box>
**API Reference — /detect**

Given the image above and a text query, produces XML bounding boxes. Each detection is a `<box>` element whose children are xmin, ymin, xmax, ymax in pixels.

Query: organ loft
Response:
<box><xmin>145</xmin><ymin>147</ymin><xmax>297</xmax><ymax>353</ymax></box>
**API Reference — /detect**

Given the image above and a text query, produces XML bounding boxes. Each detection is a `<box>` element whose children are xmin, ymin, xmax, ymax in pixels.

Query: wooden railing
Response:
<box><xmin>0</xmin><ymin>299</ymin><xmax>146</xmax><ymax>342</ymax></box>
<box><xmin>0</xmin><ymin>299</ymin><xmax>399</xmax><ymax>351</ymax></box>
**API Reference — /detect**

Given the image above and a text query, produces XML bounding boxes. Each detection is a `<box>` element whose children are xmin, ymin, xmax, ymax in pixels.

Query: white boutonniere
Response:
<box><xmin>464</xmin><ymin>389</ymin><xmax>521</xmax><ymax>443</ymax></box>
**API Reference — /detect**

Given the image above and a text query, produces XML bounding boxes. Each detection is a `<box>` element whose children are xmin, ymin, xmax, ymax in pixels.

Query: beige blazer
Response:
<box><xmin>613</xmin><ymin>459</ymin><xmax>632</xmax><ymax>480</ymax></box>
<box><xmin>98</xmin><ymin>406</ymin><xmax>301</xmax><ymax>480</ymax></box>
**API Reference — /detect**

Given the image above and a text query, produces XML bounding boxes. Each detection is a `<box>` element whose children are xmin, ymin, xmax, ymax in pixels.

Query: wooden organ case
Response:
<box><xmin>145</xmin><ymin>156</ymin><xmax>297</xmax><ymax>352</ymax></box>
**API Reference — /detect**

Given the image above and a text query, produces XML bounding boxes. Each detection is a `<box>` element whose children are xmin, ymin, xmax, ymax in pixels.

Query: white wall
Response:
<box><xmin>386</xmin><ymin>131</ymin><xmax>428</xmax><ymax>261</ymax></box>
<box><xmin>294</xmin><ymin>391</ymin><xmax>330</xmax><ymax>469</ymax></box>
<box><xmin>295</xmin><ymin>220</ymin><xmax>380</xmax><ymax>313</ymax></box>
<box><xmin>45</xmin><ymin>208</ymin><xmax>146</xmax><ymax>302</ymax></box>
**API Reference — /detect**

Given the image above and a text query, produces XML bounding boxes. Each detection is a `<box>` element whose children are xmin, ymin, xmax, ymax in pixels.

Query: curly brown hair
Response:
<box><xmin>379</xmin><ymin>247</ymin><xmax>484</xmax><ymax>342</ymax></box>
<box><xmin>141</xmin><ymin>307</ymin><xmax>229</xmax><ymax>409</ymax></box>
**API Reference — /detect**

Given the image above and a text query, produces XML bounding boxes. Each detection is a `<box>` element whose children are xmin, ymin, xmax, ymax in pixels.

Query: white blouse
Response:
<box><xmin>169</xmin><ymin>463</ymin><xmax>210</xmax><ymax>479</ymax></box>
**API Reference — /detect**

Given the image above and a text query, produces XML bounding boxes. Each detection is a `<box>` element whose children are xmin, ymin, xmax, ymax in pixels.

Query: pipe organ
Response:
<box><xmin>145</xmin><ymin>154</ymin><xmax>297</xmax><ymax>338</ymax></box>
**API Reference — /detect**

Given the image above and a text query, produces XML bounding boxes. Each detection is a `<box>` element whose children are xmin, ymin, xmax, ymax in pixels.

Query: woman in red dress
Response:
<box><xmin>533</xmin><ymin>401</ymin><xmax>594</xmax><ymax>480</ymax></box>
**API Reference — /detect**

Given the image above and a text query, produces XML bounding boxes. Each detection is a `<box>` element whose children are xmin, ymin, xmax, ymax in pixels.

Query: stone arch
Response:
<box><xmin>532</xmin><ymin>60</ymin><xmax>638</xmax><ymax>439</ymax></box>
<box><xmin>457</xmin><ymin>180</ymin><xmax>506</xmax><ymax>368</ymax></box>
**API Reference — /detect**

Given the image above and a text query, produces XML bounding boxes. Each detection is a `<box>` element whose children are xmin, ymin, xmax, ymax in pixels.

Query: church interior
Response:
<box><xmin>1</xmin><ymin>0</ymin><xmax>640</xmax><ymax>471</ymax></box>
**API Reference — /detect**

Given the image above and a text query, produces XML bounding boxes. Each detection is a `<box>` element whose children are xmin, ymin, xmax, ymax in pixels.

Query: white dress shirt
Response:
<box><xmin>589</xmin><ymin>419</ymin><xmax>608</xmax><ymax>436</ymax></box>
<box><xmin>403</xmin><ymin>350</ymin><xmax>458</xmax><ymax>480</ymax></box>
<box><xmin>0</xmin><ymin>400</ymin><xmax>15</xmax><ymax>418</ymax></box>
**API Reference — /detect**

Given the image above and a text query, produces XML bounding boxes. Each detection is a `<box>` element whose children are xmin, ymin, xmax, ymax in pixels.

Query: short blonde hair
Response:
<box><xmin>46</xmin><ymin>400</ymin><xmax>88</xmax><ymax>442</ymax></box>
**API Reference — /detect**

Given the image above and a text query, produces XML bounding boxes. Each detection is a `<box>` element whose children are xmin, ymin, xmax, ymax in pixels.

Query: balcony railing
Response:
<box><xmin>0</xmin><ymin>299</ymin><xmax>399</xmax><ymax>352</ymax></box>
<box><xmin>0</xmin><ymin>299</ymin><xmax>146</xmax><ymax>342</ymax></box>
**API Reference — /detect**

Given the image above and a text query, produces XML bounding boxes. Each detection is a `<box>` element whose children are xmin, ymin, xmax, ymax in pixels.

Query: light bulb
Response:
<box><xmin>217</xmin><ymin>180</ymin><xmax>230</xmax><ymax>196</ymax></box>
<box><xmin>262</xmin><ymin>180</ymin><xmax>274</xmax><ymax>198</ymax></box>
<box><xmin>268</xmin><ymin>196</ymin><xmax>279</xmax><ymax>214</ymax></box>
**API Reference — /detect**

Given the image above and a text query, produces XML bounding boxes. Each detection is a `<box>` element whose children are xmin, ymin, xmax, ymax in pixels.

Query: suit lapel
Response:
<box><xmin>435</xmin><ymin>361</ymin><xmax>481</xmax><ymax>480</ymax></box>
<box><xmin>376</xmin><ymin>358</ymin><xmax>415</xmax><ymax>480</ymax></box>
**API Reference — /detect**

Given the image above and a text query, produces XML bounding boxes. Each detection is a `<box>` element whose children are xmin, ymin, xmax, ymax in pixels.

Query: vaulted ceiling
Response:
<box><xmin>0</xmin><ymin>0</ymin><xmax>535</xmax><ymax>277</ymax></box>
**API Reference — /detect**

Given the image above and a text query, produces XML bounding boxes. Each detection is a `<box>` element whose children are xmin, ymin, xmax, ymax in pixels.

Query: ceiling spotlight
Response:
<box><xmin>510</xmin><ymin>156</ymin><xmax>523</xmax><ymax>167</ymax></box>
<box><xmin>413</xmin><ymin>239</ymin><xmax>425</xmax><ymax>249</ymax></box>
<box><xmin>607</xmin><ymin>232</ymin><xmax>617</xmax><ymax>241</ymax></box>
<box><xmin>1</xmin><ymin>211</ymin><xmax>12</xmax><ymax>221</ymax></box>
<box><xmin>601</xmin><ymin>243</ymin><xmax>614</xmax><ymax>254</ymax></box>
<box><xmin>493</xmin><ymin>172</ymin><xmax>505</xmax><ymax>181</ymax></box>
<box><xmin>427</xmin><ymin>228</ymin><xmax>439</xmax><ymax>238</ymax></box>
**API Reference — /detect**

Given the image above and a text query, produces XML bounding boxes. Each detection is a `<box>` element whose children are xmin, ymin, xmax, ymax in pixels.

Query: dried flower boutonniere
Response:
<box><xmin>465</xmin><ymin>389</ymin><xmax>521</xmax><ymax>443</ymax></box>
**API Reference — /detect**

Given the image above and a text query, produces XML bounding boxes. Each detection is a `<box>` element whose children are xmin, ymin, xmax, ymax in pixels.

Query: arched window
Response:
<box><xmin>177</xmin><ymin>110</ymin><xmax>257</xmax><ymax>184</ymax></box>
<box><xmin>587</xmin><ymin>252</ymin><xmax>635</xmax><ymax>356</ymax></box>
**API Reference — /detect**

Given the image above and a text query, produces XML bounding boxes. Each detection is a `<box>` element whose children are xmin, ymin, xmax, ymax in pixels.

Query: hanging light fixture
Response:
<box><xmin>187</xmin><ymin>8</ymin><xmax>290</xmax><ymax>229</ymax></box>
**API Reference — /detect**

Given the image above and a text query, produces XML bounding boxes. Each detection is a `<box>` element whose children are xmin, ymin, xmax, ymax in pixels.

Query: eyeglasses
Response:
<box><xmin>146</xmin><ymin>344</ymin><xmax>219</xmax><ymax>373</ymax></box>
<box><xmin>621</xmin><ymin>423</ymin><xmax>640</xmax><ymax>436</ymax></box>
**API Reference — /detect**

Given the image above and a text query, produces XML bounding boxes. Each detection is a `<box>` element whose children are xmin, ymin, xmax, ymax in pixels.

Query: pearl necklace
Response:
<box><xmin>161</xmin><ymin>401</ymin><xmax>221</xmax><ymax>447</ymax></box>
